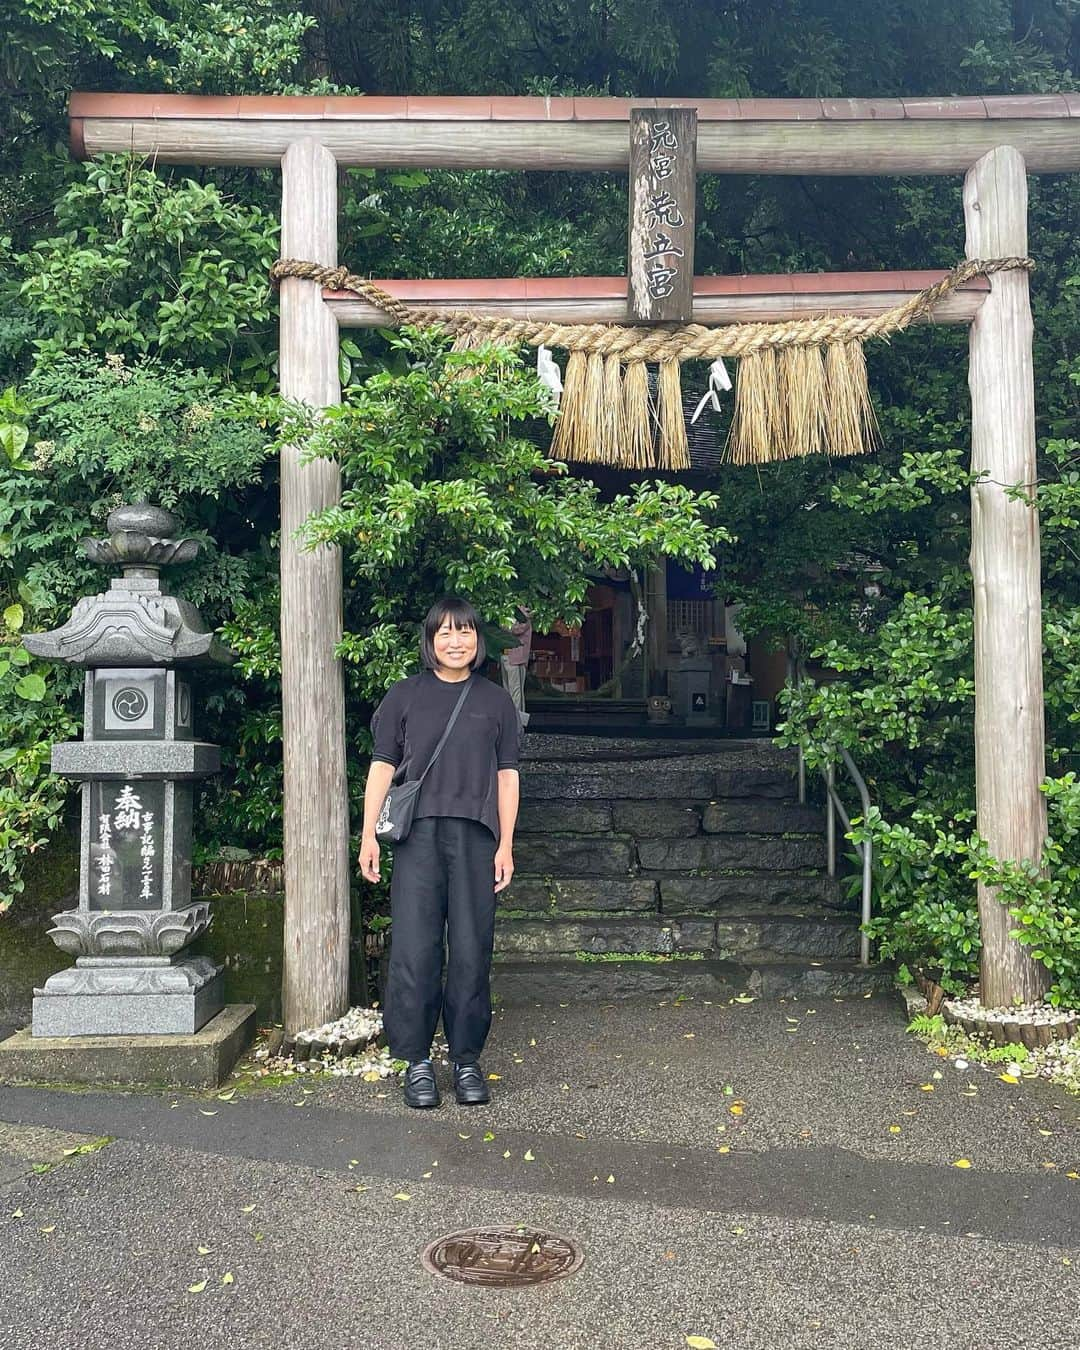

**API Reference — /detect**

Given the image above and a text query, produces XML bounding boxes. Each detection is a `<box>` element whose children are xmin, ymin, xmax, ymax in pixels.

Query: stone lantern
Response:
<box><xmin>23</xmin><ymin>503</ymin><xmax>232</xmax><ymax>1037</ymax></box>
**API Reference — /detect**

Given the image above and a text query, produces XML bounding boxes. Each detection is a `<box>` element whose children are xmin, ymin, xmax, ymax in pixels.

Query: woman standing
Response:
<box><xmin>359</xmin><ymin>596</ymin><xmax>521</xmax><ymax>1109</ymax></box>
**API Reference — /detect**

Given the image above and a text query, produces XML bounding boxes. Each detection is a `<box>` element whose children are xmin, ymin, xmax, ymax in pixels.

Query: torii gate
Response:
<box><xmin>69</xmin><ymin>92</ymin><xmax>1080</xmax><ymax>1029</ymax></box>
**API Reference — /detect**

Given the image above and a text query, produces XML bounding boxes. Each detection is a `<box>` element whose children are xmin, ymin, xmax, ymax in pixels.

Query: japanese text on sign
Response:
<box><xmin>645</xmin><ymin>122</ymin><xmax>683</xmax><ymax>299</ymax></box>
<box><xmin>628</xmin><ymin>107</ymin><xmax>696</xmax><ymax>324</ymax></box>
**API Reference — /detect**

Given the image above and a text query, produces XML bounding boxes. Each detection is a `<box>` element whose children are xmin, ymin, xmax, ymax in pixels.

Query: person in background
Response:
<box><xmin>358</xmin><ymin>596</ymin><xmax>521</xmax><ymax>1110</ymax></box>
<box><xmin>500</xmin><ymin>604</ymin><xmax>532</xmax><ymax>735</ymax></box>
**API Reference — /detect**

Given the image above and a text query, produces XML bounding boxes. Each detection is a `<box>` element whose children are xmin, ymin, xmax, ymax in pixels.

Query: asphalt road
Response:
<box><xmin>1</xmin><ymin>994</ymin><xmax>1077</xmax><ymax>1350</ymax></box>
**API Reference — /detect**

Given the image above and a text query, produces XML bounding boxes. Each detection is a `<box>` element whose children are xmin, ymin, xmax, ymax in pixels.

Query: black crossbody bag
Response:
<box><xmin>374</xmin><ymin>678</ymin><xmax>473</xmax><ymax>846</ymax></box>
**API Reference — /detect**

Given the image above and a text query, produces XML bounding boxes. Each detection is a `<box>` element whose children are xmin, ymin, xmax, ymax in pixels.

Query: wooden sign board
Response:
<box><xmin>628</xmin><ymin>107</ymin><xmax>697</xmax><ymax>323</ymax></box>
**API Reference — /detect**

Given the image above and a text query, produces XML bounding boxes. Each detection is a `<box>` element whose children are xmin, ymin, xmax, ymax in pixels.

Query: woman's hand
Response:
<box><xmin>358</xmin><ymin>835</ymin><xmax>381</xmax><ymax>884</ymax></box>
<box><xmin>494</xmin><ymin>843</ymin><xmax>514</xmax><ymax>894</ymax></box>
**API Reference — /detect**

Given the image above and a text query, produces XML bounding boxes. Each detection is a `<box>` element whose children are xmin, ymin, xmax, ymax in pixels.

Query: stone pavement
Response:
<box><xmin>0</xmin><ymin>992</ymin><xmax>1077</xmax><ymax>1350</ymax></box>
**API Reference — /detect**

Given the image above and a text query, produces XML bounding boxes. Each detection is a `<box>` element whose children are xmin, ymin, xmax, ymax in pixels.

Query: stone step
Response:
<box><xmin>502</xmin><ymin>873</ymin><xmax>848</xmax><ymax>917</ymax></box>
<box><xmin>520</xmin><ymin>763</ymin><xmax>797</xmax><ymax>802</ymax></box>
<box><xmin>658</xmin><ymin>874</ymin><xmax>847</xmax><ymax>911</ymax></box>
<box><xmin>523</xmin><ymin>734</ymin><xmax>797</xmax><ymax>767</ymax></box>
<box><xmin>512</xmin><ymin>832</ymin><xmax>826</xmax><ymax>878</ymax></box>
<box><xmin>494</xmin><ymin>911</ymin><xmax>859</xmax><ymax>960</ymax></box>
<box><xmin>637</xmin><ymin>835</ymin><xmax>827</xmax><ymax>873</ymax></box>
<box><xmin>513</xmin><ymin>834</ymin><xmax>637</xmax><ymax>878</ymax></box>
<box><xmin>502</xmin><ymin>876</ymin><xmax>659</xmax><ymax>914</ymax></box>
<box><xmin>515</xmin><ymin>799</ymin><xmax>825</xmax><ymax>838</ymax></box>
<box><xmin>490</xmin><ymin>956</ymin><xmax>894</xmax><ymax>1004</ymax></box>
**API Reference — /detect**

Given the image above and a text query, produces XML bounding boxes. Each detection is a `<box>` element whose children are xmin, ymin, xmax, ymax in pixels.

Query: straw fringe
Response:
<box><xmin>603</xmin><ymin>354</ymin><xmax>625</xmax><ymax>465</ymax></box>
<box><xmin>657</xmin><ymin>359</ymin><xmax>691</xmax><ymax>471</ymax></box>
<box><xmin>824</xmin><ymin>341</ymin><xmax>876</xmax><ymax>459</ymax></box>
<box><xmin>550</xmin><ymin>350</ymin><xmax>589</xmax><ymax>462</ymax></box>
<box><xmin>728</xmin><ymin>348</ymin><xmax>775</xmax><ymax>465</ymax></box>
<box><xmin>621</xmin><ymin>360</ymin><xmax>653</xmax><ymax>469</ymax></box>
<box><xmin>779</xmin><ymin>345</ymin><xmax>826</xmax><ymax>459</ymax></box>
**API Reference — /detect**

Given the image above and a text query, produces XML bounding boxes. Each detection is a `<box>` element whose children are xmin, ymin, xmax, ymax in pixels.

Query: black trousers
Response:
<box><xmin>383</xmin><ymin>815</ymin><xmax>497</xmax><ymax>1065</ymax></box>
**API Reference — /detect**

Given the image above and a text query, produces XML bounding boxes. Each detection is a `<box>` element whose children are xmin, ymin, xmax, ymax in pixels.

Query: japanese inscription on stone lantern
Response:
<box><xmin>628</xmin><ymin>107</ymin><xmax>697</xmax><ymax>322</ymax></box>
<box><xmin>90</xmin><ymin>781</ymin><xmax>165</xmax><ymax>910</ymax></box>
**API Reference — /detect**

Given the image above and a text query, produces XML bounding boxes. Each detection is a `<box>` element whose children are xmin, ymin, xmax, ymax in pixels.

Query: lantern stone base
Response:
<box><xmin>30</xmin><ymin>955</ymin><xmax>224</xmax><ymax>1037</ymax></box>
<box><xmin>0</xmin><ymin>1003</ymin><xmax>255</xmax><ymax>1089</ymax></box>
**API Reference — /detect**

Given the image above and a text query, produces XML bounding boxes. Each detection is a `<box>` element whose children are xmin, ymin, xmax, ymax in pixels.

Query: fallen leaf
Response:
<box><xmin>487</xmin><ymin>1074</ymin><xmax>501</xmax><ymax>1081</ymax></box>
<box><xmin>684</xmin><ymin>1033</ymin><xmax>695</xmax><ymax>1039</ymax></box>
<box><xmin>529</xmin><ymin>1038</ymin><xmax>537</xmax><ymax>1047</ymax></box>
<box><xmin>729</xmin><ymin>1104</ymin><xmax>744</xmax><ymax>1116</ymax></box>
<box><xmin>422</xmin><ymin>1171</ymin><xmax>432</xmax><ymax>1179</ymax></box>
<box><xmin>11</xmin><ymin>1209</ymin><xmax>23</xmax><ymax>1219</ymax></box>
<box><xmin>1066</xmin><ymin>1171</ymin><xmax>1079</xmax><ymax>1180</ymax></box>
<box><xmin>524</xmin><ymin>1149</ymin><xmax>535</xmax><ymax>1161</ymax></box>
<box><xmin>1064</xmin><ymin>1258</ymin><xmax>1073</xmax><ymax>1267</ymax></box>
<box><xmin>1042</xmin><ymin>1161</ymin><xmax>1058</xmax><ymax>1170</ymax></box>
<box><xmin>607</xmin><ymin>1174</ymin><xmax>615</xmax><ymax>1183</ymax></box>
<box><xmin>998</xmin><ymin>1073</ymin><xmax>1019</xmax><ymax>1085</ymax></box>
<box><xmin>254</xmin><ymin>1233</ymin><xmax>264</xmax><ymax>1242</ymax></box>
<box><xmin>187</xmin><ymin>1280</ymin><xmax>207</xmax><ymax>1294</ymax></box>
<box><xmin>199</xmin><ymin>1110</ymin><xmax>218</xmax><ymax>1117</ymax></box>
<box><xmin>785</xmin><ymin>1017</ymin><xmax>800</xmax><ymax>1024</ymax></box>
<box><xmin>217</xmin><ymin>1089</ymin><xmax>236</xmax><ymax>1102</ymax></box>
<box><xmin>1038</xmin><ymin>1129</ymin><xmax>1052</xmax><ymax>1137</ymax></box>
<box><xmin>662</xmin><ymin>1250</ymin><xmax>676</xmax><ymax>1260</ymax></box>
<box><xmin>457</xmin><ymin>1133</ymin><xmax>472</xmax><ymax>1140</ymax></box>
<box><xmin>717</xmin><ymin>1146</ymin><xmax>730</xmax><ymax>1154</ymax></box>
<box><xmin>483</xmin><ymin>1132</ymin><xmax>495</xmax><ymax>1142</ymax></box>
<box><xmin>733</xmin><ymin>995</ymin><xmax>755</xmax><ymax>1004</ymax></box>
<box><xmin>732</xmin><ymin>1226</ymin><xmax>745</xmax><ymax>1235</ymax></box>
<box><xmin>197</xmin><ymin>1245</ymin><xmax>213</xmax><ymax>1255</ymax></box>
<box><xmin>953</xmin><ymin>1159</ymin><xmax>972</xmax><ymax>1169</ymax></box>
<box><xmin>686</xmin><ymin>1337</ymin><xmax>717</xmax><ymax>1349</ymax></box>
<box><xmin>38</xmin><ymin>1225</ymin><xmax>56</xmax><ymax>1234</ymax></box>
<box><xmin>221</xmin><ymin>1272</ymin><xmax>234</xmax><ymax>1286</ymax></box>
<box><xmin>888</xmin><ymin>1126</ymin><xmax>902</xmax><ymax>1134</ymax></box>
<box><xmin>292</xmin><ymin>1100</ymin><xmax>307</xmax><ymax>1107</ymax></box>
<box><xmin>362</xmin><ymin>1071</ymin><xmax>380</xmax><ymax>1083</ymax></box>
<box><xmin>919</xmin><ymin>1084</ymin><xmax>935</xmax><ymax>1092</ymax></box>
<box><xmin>393</xmin><ymin>1192</ymin><xmax>411</xmax><ymax>1201</ymax></box>
<box><xmin>503</xmin><ymin>1150</ymin><xmax>512</xmax><ymax>1159</ymax></box>
<box><xmin>241</xmin><ymin>1205</ymin><xmax>256</xmax><ymax>1214</ymax></box>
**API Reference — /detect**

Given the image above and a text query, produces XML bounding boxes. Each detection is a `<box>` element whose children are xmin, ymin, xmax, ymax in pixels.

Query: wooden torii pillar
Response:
<box><xmin>69</xmin><ymin>93</ymin><xmax>1080</xmax><ymax>1024</ymax></box>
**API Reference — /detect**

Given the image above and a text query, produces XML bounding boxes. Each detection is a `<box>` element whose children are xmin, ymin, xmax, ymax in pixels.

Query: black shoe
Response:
<box><xmin>403</xmin><ymin>1061</ymin><xmax>440</xmax><ymax>1109</ymax></box>
<box><xmin>453</xmin><ymin>1062</ymin><xmax>490</xmax><ymax>1106</ymax></box>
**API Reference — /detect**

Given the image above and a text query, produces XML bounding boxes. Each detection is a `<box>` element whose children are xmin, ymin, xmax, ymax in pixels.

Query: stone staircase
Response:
<box><xmin>493</xmin><ymin>734</ymin><xmax>891</xmax><ymax>1003</ymax></box>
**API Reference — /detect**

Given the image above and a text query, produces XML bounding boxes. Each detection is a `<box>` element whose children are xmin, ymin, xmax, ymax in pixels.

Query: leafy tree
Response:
<box><xmin>208</xmin><ymin>330</ymin><xmax>728</xmax><ymax>857</ymax></box>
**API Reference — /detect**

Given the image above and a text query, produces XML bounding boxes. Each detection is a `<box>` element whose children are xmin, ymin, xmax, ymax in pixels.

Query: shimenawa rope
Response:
<box><xmin>270</xmin><ymin>257</ymin><xmax>1033</xmax><ymax>468</ymax></box>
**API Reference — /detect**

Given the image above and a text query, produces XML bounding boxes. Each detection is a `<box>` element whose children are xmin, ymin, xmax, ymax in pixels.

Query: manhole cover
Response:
<box><xmin>421</xmin><ymin>1226</ymin><xmax>584</xmax><ymax>1288</ymax></box>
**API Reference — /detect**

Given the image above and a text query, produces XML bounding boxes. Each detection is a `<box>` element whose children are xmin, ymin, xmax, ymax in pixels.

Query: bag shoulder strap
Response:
<box><xmin>416</xmin><ymin>677</ymin><xmax>473</xmax><ymax>784</ymax></box>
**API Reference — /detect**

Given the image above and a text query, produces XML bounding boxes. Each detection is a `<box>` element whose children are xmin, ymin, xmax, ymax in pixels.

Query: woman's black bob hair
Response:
<box><xmin>420</xmin><ymin>595</ymin><xmax>487</xmax><ymax>671</ymax></box>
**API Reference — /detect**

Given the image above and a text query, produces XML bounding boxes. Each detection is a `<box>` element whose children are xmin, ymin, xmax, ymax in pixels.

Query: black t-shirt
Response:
<box><xmin>370</xmin><ymin>670</ymin><xmax>520</xmax><ymax>842</ymax></box>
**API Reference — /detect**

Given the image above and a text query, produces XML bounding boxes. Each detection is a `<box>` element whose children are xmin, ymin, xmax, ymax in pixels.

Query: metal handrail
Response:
<box><xmin>790</xmin><ymin>657</ymin><xmax>873</xmax><ymax>967</ymax></box>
